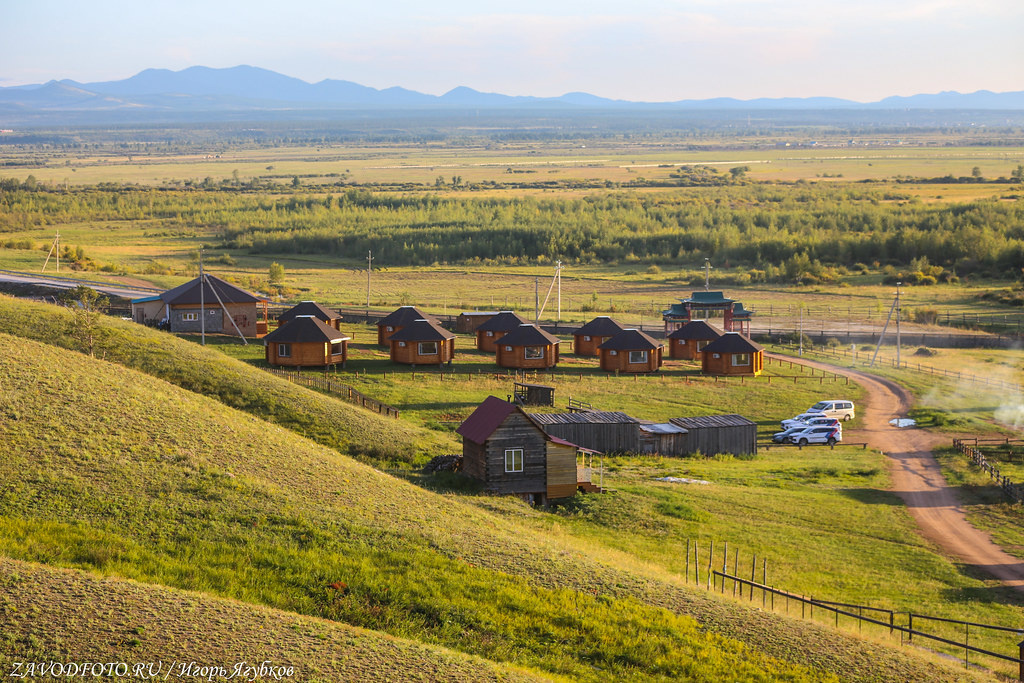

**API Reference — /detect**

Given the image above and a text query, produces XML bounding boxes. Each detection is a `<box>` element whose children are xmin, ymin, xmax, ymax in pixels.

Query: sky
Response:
<box><xmin>2</xmin><ymin>0</ymin><xmax>1022</xmax><ymax>102</ymax></box>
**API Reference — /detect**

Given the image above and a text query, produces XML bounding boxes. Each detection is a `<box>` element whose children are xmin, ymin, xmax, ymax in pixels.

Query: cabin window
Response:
<box><xmin>278</xmin><ymin>343</ymin><xmax>291</xmax><ymax>357</ymax></box>
<box><xmin>524</xmin><ymin>346</ymin><xmax>544</xmax><ymax>360</ymax></box>
<box><xmin>608</xmin><ymin>350</ymin><xmax>617</xmax><ymax>356</ymax></box>
<box><xmin>629</xmin><ymin>350</ymin><xmax>648</xmax><ymax>364</ymax></box>
<box><xmin>182</xmin><ymin>312</ymin><xmax>198</xmax><ymax>322</ymax></box>
<box><xmin>583</xmin><ymin>335</ymin><xmax>591</xmax><ymax>342</ymax></box>
<box><xmin>505</xmin><ymin>345</ymin><xmax>513</xmax><ymax>352</ymax></box>
<box><xmin>386</xmin><ymin>326</ymin><xmax>394</xmax><ymax>332</ymax></box>
<box><xmin>712</xmin><ymin>353</ymin><xmax>721</xmax><ymax>359</ymax></box>
<box><xmin>696</xmin><ymin>340</ymin><xmax>708</xmax><ymax>351</ymax></box>
<box><xmin>330</xmin><ymin>342</ymin><xmax>344</xmax><ymax>355</ymax></box>
<box><xmin>486</xmin><ymin>331</ymin><xmax>494</xmax><ymax>337</ymax></box>
<box><xmin>732</xmin><ymin>353</ymin><xmax>750</xmax><ymax>366</ymax></box>
<box><xmin>397</xmin><ymin>341</ymin><xmax>407</xmax><ymax>347</ymax></box>
<box><xmin>418</xmin><ymin>341</ymin><xmax>438</xmax><ymax>355</ymax></box>
<box><xmin>504</xmin><ymin>448</ymin><xmax>524</xmax><ymax>473</ymax></box>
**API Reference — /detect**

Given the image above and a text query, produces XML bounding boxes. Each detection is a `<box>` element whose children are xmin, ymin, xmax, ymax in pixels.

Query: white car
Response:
<box><xmin>781</xmin><ymin>411</ymin><xmax>827</xmax><ymax>429</ymax></box>
<box><xmin>786</xmin><ymin>425</ymin><xmax>842</xmax><ymax>446</ymax></box>
<box><xmin>808</xmin><ymin>400</ymin><xmax>856</xmax><ymax>422</ymax></box>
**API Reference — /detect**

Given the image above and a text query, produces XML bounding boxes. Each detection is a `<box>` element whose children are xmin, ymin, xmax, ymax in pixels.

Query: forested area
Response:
<box><xmin>2</xmin><ymin>179</ymin><xmax>1023</xmax><ymax>280</ymax></box>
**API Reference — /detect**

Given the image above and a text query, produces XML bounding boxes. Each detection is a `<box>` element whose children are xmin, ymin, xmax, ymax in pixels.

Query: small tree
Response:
<box><xmin>61</xmin><ymin>285</ymin><xmax>109</xmax><ymax>357</ymax></box>
<box><xmin>269</xmin><ymin>262</ymin><xmax>285</xmax><ymax>285</ymax></box>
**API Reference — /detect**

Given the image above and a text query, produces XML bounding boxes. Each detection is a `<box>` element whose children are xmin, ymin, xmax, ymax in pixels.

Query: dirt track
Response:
<box><xmin>771</xmin><ymin>353</ymin><xmax>1024</xmax><ymax>591</ymax></box>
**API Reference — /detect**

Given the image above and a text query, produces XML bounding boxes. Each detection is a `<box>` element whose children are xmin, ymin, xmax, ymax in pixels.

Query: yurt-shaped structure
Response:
<box><xmin>495</xmin><ymin>324</ymin><xmax>560</xmax><ymax>369</ymax></box>
<box><xmin>597</xmin><ymin>328</ymin><xmax>664</xmax><ymax>373</ymax></box>
<box><xmin>387</xmin><ymin>318</ymin><xmax>456</xmax><ymax>366</ymax></box>
<box><xmin>278</xmin><ymin>301</ymin><xmax>343</xmax><ymax>331</ymax></box>
<box><xmin>572</xmin><ymin>316</ymin><xmax>625</xmax><ymax>356</ymax></box>
<box><xmin>475</xmin><ymin>311</ymin><xmax>530</xmax><ymax>352</ymax></box>
<box><xmin>263</xmin><ymin>315</ymin><xmax>350</xmax><ymax>368</ymax></box>
<box><xmin>701</xmin><ymin>332</ymin><xmax>764</xmax><ymax>376</ymax></box>
<box><xmin>377</xmin><ymin>306</ymin><xmax>438</xmax><ymax>346</ymax></box>
<box><xmin>667</xmin><ymin>320</ymin><xmax>723</xmax><ymax>360</ymax></box>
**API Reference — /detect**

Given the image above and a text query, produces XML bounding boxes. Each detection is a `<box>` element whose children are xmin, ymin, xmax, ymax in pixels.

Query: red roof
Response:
<box><xmin>456</xmin><ymin>396</ymin><xmax>519</xmax><ymax>445</ymax></box>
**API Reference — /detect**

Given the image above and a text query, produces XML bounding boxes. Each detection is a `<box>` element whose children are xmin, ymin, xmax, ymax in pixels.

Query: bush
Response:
<box><xmin>913</xmin><ymin>347</ymin><xmax>937</xmax><ymax>357</ymax></box>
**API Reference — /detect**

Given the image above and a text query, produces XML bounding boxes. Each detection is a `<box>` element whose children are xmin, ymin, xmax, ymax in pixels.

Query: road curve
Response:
<box><xmin>769</xmin><ymin>353</ymin><xmax>1024</xmax><ymax>591</ymax></box>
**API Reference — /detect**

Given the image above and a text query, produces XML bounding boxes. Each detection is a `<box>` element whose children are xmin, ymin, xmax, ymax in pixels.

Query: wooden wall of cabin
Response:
<box><xmin>573</xmin><ymin>335</ymin><xmax>609</xmax><ymax>356</ymax></box>
<box><xmin>539</xmin><ymin>422</ymin><xmax>640</xmax><ymax>453</ymax></box>
<box><xmin>476</xmin><ymin>329</ymin><xmax>510</xmax><ymax>352</ymax></box>
<box><xmin>266</xmin><ymin>340</ymin><xmax>346</xmax><ymax>367</ymax></box>
<box><xmin>684</xmin><ymin>425</ymin><xmax>757</xmax><ymax>457</ymax></box>
<box><xmin>462</xmin><ymin>440</ymin><xmax>487</xmax><ymax>482</ymax></box>
<box><xmin>546</xmin><ymin>442</ymin><xmax>578</xmax><ymax>499</ymax></box>
<box><xmin>598</xmin><ymin>348</ymin><xmax>662</xmax><ymax>373</ymax></box>
<box><xmin>481</xmin><ymin>412</ymin><xmax>548</xmax><ymax>495</ymax></box>
<box><xmin>390</xmin><ymin>338</ymin><xmax>454</xmax><ymax>365</ymax></box>
<box><xmin>496</xmin><ymin>343</ymin><xmax>559</xmax><ymax>369</ymax></box>
<box><xmin>377</xmin><ymin>323</ymin><xmax>405</xmax><ymax>346</ymax></box>
<box><xmin>702</xmin><ymin>350</ymin><xmax>763</xmax><ymax>376</ymax></box>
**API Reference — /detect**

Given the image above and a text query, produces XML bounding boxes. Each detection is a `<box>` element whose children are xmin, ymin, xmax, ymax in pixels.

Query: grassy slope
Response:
<box><xmin>0</xmin><ymin>333</ymin><xmax>973</xmax><ymax>682</ymax></box>
<box><xmin>0</xmin><ymin>558</ymin><xmax>546</xmax><ymax>683</ymax></box>
<box><xmin>0</xmin><ymin>295</ymin><xmax>452</xmax><ymax>463</ymax></box>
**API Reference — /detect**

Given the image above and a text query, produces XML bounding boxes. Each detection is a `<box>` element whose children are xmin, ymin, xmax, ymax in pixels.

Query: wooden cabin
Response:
<box><xmin>457</xmin><ymin>396</ymin><xmax>582</xmax><ymax>503</ymax></box>
<box><xmin>262</xmin><ymin>315</ymin><xmax>350</xmax><ymax>368</ymax></box>
<box><xmin>572</xmin><ymin>316</ymin><xmax>625</xmax><ymax>356</ymax></box>
<box><xmin>669</xmin><ymin>414</ymin><xmax>757</xmax><ymax>457</ymax></box>
<box><xmin>597</xmin><ymin>328</ymin><xmax>663</xmax><ymax>373</ymax></box>
<box><xmin>387</xmin><ymin>318</ymin><xmax>456</xmax><ymax>366</ymax></box>
<box><xmin>456</xmin><ymin>311</ymin><xmax>498</xmax><ymax>334</ymax></box>
<box><xmin>131</xmin><ymin>273</ymin><xmax>268</xmax><ymax>337</ymax></box>
<box><xmin>701</xmin><ymin>332</ymin><xmax>764</xmax><ymax>376</ymax></box>
<box><xmin>495</xmin><ymin>324</ymin><xmax>560</xmax><ymax>369</ymax></box>
<box><xmin>377</xmin><ymin>306</ymin><xmax>438</xmax><ymax>346</ymax></box>
<box><xmin>475</xmin><ymin>311</ymin><xmax>530</xmax><ymax>352</ymax></box>
<box><xmin>667</xmin><ymin>320</ymin><xmax>723</xmax><ymax>360</ymax></box>
<box><xmin>278</xmin><ymin>301</ymin><xmax>343</xmax><ymax>331</ymax></box>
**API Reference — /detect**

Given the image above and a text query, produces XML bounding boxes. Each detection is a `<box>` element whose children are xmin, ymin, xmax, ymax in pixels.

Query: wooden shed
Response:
<box><xmin>701</xmin><ymin>332</ymin><xmax>764</xmax><ymax>376</ymax></box>
<box><xmin>572</xmin><ymin>316</ymin><xmax>625</xmax><ymax>356</ymax></box>
<box><xmin>495</xmin><ymin>324</ymin><xmax>560</xmax><ymax>369</ymax></box>
<box><xmin>456</xmin><ymin>311</ymin><xmax>498</xmax><ymax>334</ymax></box>
<box><xmin>262</xmin><ymin>315</ymin><xmax>350</xmax><ymax>368</ymax></box>
<box><xmin>597</xmin><ymin>328</ymin><xmax>664</xmax><ymax>373</ymax></box>
<box><xmin>377</xmin><ymin>306</ymin><xmax>439</xmax><ymax>346</ymax></box>
<box><xmin>475</xmin><ymin>311</ymin><xmax>530</xmax><ymax>352</ymax></box>
<box><xmin>638</xmin><ymin>422</ymin><xmax>690</xmax><ymax>455</ymax></box>
<box><xmin>513</xmin><ymin>382</ymin><xmax>555</xmax><ymax>407</ymax></box>
<box><xmin>387</xmin><ymin>318</ymin><xmax>456</xmax><ymax>366</ymax></box>
<box><xmin>529</xmin><ymin>411</ymin><xmax>641</xmax><ymax>454</ymax></box>
<box><xmin>669</xmin><ymin>414</ymin><xmax>757</xmax><ymax>457</ymax></box>
<box><xmin>667</xmin><ymin>320</ymin><xmax>723</xmax><ymax>360</ymax></box>
<box><xmin>457</xmin><ymin>396</ymin><xmax>582</xmax><ymax>503</ymax></box>
<box><xmin>278</xmin><ymin>301</ymin><xmax>343</xmax><ymax>331</ymax></box>
<box><xmin>131</xmin><ymin>273</ymin><xmax>268</xmax><ymax>337</ymax></box>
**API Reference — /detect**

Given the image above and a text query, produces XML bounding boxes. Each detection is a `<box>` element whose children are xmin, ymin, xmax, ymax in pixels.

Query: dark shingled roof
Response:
<box><xmin>386</xmin><ymin>318</ymin><xmax>455</xmax><ymax>342</ymax></box>
<box><xmin>670</xmin><ymin>414</ymin><xmax>756</xmax><ymax>429</ymax></box>
<box><xmin>702</xmin><ymin>332</ymin><xmax>763</xmax><ymax>354</ymax></box>
<box><xmin>378</xmin><ymin>306</ymin><xmax>438</xmax><ymax>327</ymax></box>
<box><xmin>160</xmin><ymin>274</ymin><xmax>263</xmax><ymax>306</ymax></box>
<box><xmin>597</xmin><ymin>328</ymin><xmax>663</xmax><ymax>351</ymax></box>
<box><xmin>263</xmin><ymin>316</ymin><xmax>350</xmax><ymax>344</ymax></box>
<box><xmin>476</xmin><ymin>311</ymin><xmax>529</xmax><ymax>332</ymax></box>
<box><xmin>573</xmin><ymin>316</ymin><xmax>625</xmax><ymax>337</ymax></box>
<box><xmin>496</xmin><ymin>324</ymin><xmax>560</xmax><ymax>347</ymax></box>
<box><xmin>278</xmin><ymin>301</ymin><xmax>342</xmax><ymax>324</ymax></box>
<box><xmin>667</xmin><ymin>319</ymin><xmax>724</xmax><ymax>341</ymax></box>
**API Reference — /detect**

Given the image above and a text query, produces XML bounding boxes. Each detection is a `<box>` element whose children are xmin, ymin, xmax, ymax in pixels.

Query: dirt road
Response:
<box><xmin>771</xmin><ymin>353</ymin><xmax>1024</xmax><ymax>590</ymax></box>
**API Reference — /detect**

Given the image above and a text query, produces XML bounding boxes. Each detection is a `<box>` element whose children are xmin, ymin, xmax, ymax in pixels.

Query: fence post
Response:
<box><xmin>908</xmin><ymin>614</ymin><xmax>913</xmax><ymax>642</ymax></box>
<box><xmin>685</xmin><ymin>540</ymin><xmax>690</xmax><ymax>583</ymax></box>
<box><xmin>1018</xmin><ymin>639</ymin><xmax>1024</xmax><ymax>682</ymax></box>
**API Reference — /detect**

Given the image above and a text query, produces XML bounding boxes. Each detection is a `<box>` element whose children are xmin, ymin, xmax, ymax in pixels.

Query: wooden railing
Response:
<box><xmin>265</xmin><ymin>368</ymin><xmax>400</xmax><ymax>419</ymax></box>
<box><xmin>953</xmin><ymin>438</ymin><xmax>1024</xmax><ymax>504</ymax></box>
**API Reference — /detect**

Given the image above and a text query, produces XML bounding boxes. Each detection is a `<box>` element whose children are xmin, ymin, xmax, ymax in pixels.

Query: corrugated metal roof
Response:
<box><xmin>597</xmin><ymin>328</ymin><xmax>662</xmax><ymax>351</ymax></box>
<box><xmin>262</xmin><ymin>316</ymin><xmax>349</xmax><ymax>344</ymax></box>
<box><xmin>573</xmin><ymin>316</ymin><xmax>625</xmax><ymax>337</ymax></box>
<box><xmin>639</xmin><ymin>423</ymin><xmax>688</xmax><ymax>435</ymax></box>
<box><xmin>667</xmin><ymin>319</ymin><xmax>724</xmax><ymax>340</ymax></box>
<box><xmin>386</xmin><ymin>318</ymin><xmax>455</xmax><ymax>342</ymax></box>
<box><xmin>528</xmin><ymin>411</ymin><xmax>639</xmax><ymax>425</ymax></box>
<box><xmin>669</xmin><ymin>414</ymin><xmax>756</xmax><ymax>429</ymax></box>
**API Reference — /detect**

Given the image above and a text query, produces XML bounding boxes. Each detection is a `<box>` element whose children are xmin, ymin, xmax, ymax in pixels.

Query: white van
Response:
<box><xmin>808</xmin><ymin>400</ymin><xmax>855</xmax><ymax>421</ymax></box>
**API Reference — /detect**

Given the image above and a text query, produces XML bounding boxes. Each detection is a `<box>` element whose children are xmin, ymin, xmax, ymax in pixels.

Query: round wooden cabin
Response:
<box><xmin>701</xmin><ymin>332</ymin><xmax>764</xmax><ymax>376</ymax></box>
<box><xmin>263</xmin><ymin>315</ymin><xmax>350</xmax><ymax>368</ymax></box>
<box><xmin>572</xmin><ymin>316</ymin><xmax>625</xmax><ymax>356</ymax></box>
<box><xmin>597</xmin><ymin>328</ymin><xmax>663</xmax><ymax>373</ymax></box>
<box><xmin>495</xmin><ymin>324</ymin><xmax>560</xmax><ymax>369</ymax></box>
<box><xmin>278</xmin><ymin>301</ymin><xmax>343</xmax><ymax>331</ymax></box>
<box><xmin>475</xmin><ymin>311</ymin><xmax>530</xmax><ymax>352</ymax></box>
<box><xmin>667</xmin><ymin>319</ymin><xmax>723</xmax><ymax>360</ymax></box>
<box><xmin>377</xmin><ymin>305</ymin><xmax>438</xmax><ymax>346</ymax></box>
<box><xmin>387</xmin><ymin>319</ymin><xmax>456</xmax><ymax>366</ymax></box>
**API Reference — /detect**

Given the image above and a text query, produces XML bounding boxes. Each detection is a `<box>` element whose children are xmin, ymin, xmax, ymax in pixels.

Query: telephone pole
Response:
<box><xmin>895</xmin><ymin>281</ymin><xmax>902</xmax><ymax>368</ymax></box>
<box><xmin>366</xmin><ymin>250</ymin><xmax>373</xmax><ymax>316</ymax></box>
<box><xmin>704</xmin><ymin>258</ymin><xmax>712</xmax><ymax>291</ymax></box>
<box><xmin>199</xmin><ymin>247</ymin><xmax>205</xmax><ymax>346</ymax></box>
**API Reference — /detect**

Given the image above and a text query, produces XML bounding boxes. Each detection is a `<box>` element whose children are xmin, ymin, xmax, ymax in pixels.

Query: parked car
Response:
<box><xmin>781</xmin><ymin>411</ymin><xmax>827</xmax><ymax>429</ymax></box>
<box><xmin>772</xmin><ymin>426</ymin><xmax>808</xmax><ymax>443</ymax></box>
<box><xmin>808</xmin><ymin>400</ymin><xmax>855</xmax><ymax>421</ymax></box>
<box><xmin>786</xmin><ymin>425</ymin><xmax>842</xmax><ymax>446</ymax></box>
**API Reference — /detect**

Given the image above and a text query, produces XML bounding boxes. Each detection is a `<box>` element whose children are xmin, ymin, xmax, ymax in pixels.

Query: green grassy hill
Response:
<box><xmin>0</xmin><ymin>330</ymin><xmax>975</xmax><ymax>681</ymax></box>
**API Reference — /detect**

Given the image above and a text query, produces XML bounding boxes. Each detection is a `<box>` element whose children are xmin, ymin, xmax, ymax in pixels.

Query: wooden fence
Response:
<box><xmin>953</xmin><ymin>438</ymin><xmax>1024</xmax><ymax>505</ymax></box>
<box><xmin>265</xmin><ymin>368</ymin><xmax>401</xmax><ymax>419</ymax></box>
<box><xmin>683</xmin><ymin>539</ymin><xmax>1024</xmax><ymax>679</ymax></box>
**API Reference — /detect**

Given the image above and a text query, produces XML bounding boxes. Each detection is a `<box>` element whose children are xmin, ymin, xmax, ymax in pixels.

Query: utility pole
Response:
<box><xmin>199</xmin><ymin>247</ymin><xmax>205</xmax><ymax>346</ymax></box>
<box><xmin>556</xmin><ymin>260</ymin><xmax>562</xmax><ymax>324</ymax></box>
<box><xmin>41</xmin><ymin>231</ymin><xmax>60</xmax><ymax>273</ymax></box>
<box><xmin>366</xmin><ymin>250</ymin><xmax>373</xmax><ymax>316</ymax></box>
<box><xmin>534</xmin><ymin>277</ymin><xmax>539</xmax><ymax>324</ymax></box>
<box><xmin>704</xmin><ymin>258</ymin><xmax>712</xmax><ymax>291</ymax></box>
<box><xmin>798</xmin><ymin>306</ymin><xmax>803</xmax><ymax>356</ymax></box>
<box><xmin>895</xmin><ymin>281</ymin><xmax>902</xmax><ymax>368</ymax></box>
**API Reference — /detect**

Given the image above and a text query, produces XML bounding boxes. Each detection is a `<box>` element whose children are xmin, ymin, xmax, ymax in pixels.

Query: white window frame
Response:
<box><xmin>397</xmin><ymin>341</ymin><xmax>407</xmax><ymax>347</ymax></box>
<box><xmin>628</xmin><ymin>350</ymin><xmax>648</xmax><ymax>364</ymax></box>
<box><xmin>278</xmin><ymin>343</ymin><xmax>291</xmax><ymax>358</ymax></box>
<box><xmin>524</xmin><ymin>346</ymin><xmax>544</xmax><ymax>360</ymax></box>
<box><xmin>504</xmin><ymin>448</ymin><xmax>524</xmax><ymax>473</ymax></box>
<box><xmin>182</xmin><ymin>312</ymin><xmax>198</xmax><ymax>322</ymax></box>
<box><xmin>330</xmin><ymin>342</ymin><xmax>344</xmax><ymax>355</ymax></box>
<box><xmin>486</xmin><ymin>331</ymin><xmax>494</xmax><ymax>337</ymax></box>
<box><xmin>732</xmin><ymin>353</ymin><xmax>751</xmax><ymax>366</ymax></box>
<box><xmin>583</xmin><ymin>335</ymin><xmax>591</xmax><ymax>342</ymax></box>
<box><xmin>418</xmin><ymin>341</ymin><xmax>438</xmax><ymax>355</ymax></box>
<box><xmin>609</xmin><ymin>349</ymin><xmax>618</xmax><ymax>356</ymax></box>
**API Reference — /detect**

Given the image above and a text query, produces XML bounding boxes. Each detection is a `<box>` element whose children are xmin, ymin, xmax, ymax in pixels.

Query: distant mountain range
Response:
<box><xmin>1</xmin><ymin>65</ymin><xmax>1022</xmax><ymax>114</ymax></box>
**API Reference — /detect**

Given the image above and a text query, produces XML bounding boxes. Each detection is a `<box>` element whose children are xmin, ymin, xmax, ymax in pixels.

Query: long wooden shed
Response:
<box><xmin>669</xmin><ymin>414</ymin><xmax>757</xmax><ymax>457</ymax></box>
<box><xmin>529</xmin><ymin>411</ymin><xmax>641</xmax><ymax>454</ymax></box>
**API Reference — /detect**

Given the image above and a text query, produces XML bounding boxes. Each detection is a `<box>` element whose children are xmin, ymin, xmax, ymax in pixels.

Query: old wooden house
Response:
<box><xmin>669</xmin><ymin>414</ymin><xmax>757</xmax><ymax>457</ymax></box>
<box><xmin>377</xmin><ymin>306</ymin><xmax>439</xmax><ymax>345</ymax></box>
<box><xmin>667</xmin><ymin>320</ymin><xmax>723</xmax><ymax>360</ymax></box>
<box><xmin>475</xmin><ymin>311</ymin><xmax>530</xmax><ymax>352</ymax></box>
<box><xmin>495</xmin><ymin>324</ymin><xmax>560</xmax><ymax>369</ymax></box>
<box><xmin>387</xmin><ymin>318</ymin><xmax>456</xmax><ymax>366</ymax></box>
<box><xmin>572</xmin><ymin>316</ymin><xmax>625</xmax><ymax>356</ymax></box>
<box><xmin>278</xmin><ymin>301</ymin><xmax>343</xmax><ymax>331</ymax></box>
<box><xmin>263</xmin><ymin>315</ymin><xmax>350</xmax><ymax>368</ymax></box>
<box><xmin>131</xmin><ymin>273</ymin><xmax>268</xmax><ymax>337</ymax></box>
<box><xmin>457</xmin><ymin>396</ymin><xmax>583</xmax><ymax>503</ymax></box>
<box><xmin>597</xmin><ymin>328</ymin><xmax>664</xmax><ymax>373</ymax></box>
<box><xmin>701</xmin><ymin>332</ymin><xmax>764</xmax><ymax>376</ymax></box>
